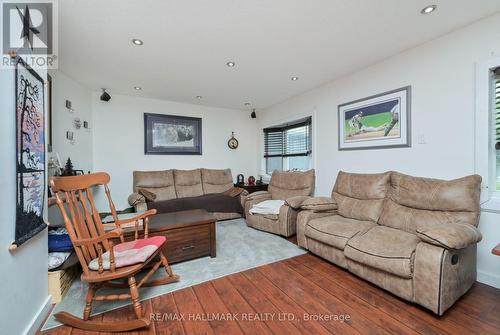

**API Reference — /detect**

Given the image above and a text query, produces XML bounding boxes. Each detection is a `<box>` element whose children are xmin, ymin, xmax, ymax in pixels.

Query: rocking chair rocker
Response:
<box><xmin>50</xmin><ymin>172</ymin><xmax>180</xmax><ymax>332</ymax></box>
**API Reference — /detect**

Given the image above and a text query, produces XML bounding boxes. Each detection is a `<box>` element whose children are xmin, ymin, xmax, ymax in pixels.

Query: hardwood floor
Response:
<box><xmin>41</xmin><ymin>253</ymin><xmax>500</xmax><ymax>335</ymax></box>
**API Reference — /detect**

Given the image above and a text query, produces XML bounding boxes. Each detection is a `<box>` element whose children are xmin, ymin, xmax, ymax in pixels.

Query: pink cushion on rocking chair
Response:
<box><xmin>88</xmin><ymin>236</ymin><xmax>166</xmax><ymax>271</ymax></box>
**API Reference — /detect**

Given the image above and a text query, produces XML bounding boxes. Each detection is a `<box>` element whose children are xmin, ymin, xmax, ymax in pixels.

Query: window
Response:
<box><xmin>264</xmin><ymin>117</ymin><xmax>312</xmax><ymax>174</ymax></box>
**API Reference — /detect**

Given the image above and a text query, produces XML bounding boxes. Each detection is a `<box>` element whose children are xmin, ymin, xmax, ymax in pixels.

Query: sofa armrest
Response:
<box><xmin>301</xmin><ymin>197</ymin><xmax>337</xmax><ymax>212</ymax></box>
<box><xmin>244</xmin><ymin>192</ymin><xmax>272</xmax><ymax>218</ymax></box>
<box><xmin>285</xmin><ymin>196</ymin><xmax>311</xmax><ymax>209</ymax></box>
<box><xmin>245</xmin><ymin>191</ymin><xmax>271</xmax><ymax>202</ymax></box>
<box><xmin>416</xmin><ymin>224</ymin><xmax>482</xmax><ymax>249</ymax></box>
<box><xmin>128</xmin><ymin>192</ymin><xmax>145</xmax><ymax>207</ymax></box>
<box><xmin>238</xmin><ymin>189</ymin><xmax>249</xmax><ymax>209</ymax></box>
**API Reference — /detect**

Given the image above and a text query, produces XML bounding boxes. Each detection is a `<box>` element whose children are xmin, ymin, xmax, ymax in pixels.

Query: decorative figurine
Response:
<box><xmin>248</xmin><ymin>176</ymin><xmax>256</xmax><ymax>185</ymax></box>
<box><xmin>61</xmin><ymin>157</ymin><xmax>76</xmax><ymax>176</ymax></box>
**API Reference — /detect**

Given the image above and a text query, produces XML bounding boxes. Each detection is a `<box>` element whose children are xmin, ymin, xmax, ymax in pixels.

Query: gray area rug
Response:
<box><xmin>42</xmin><ymin>218</ymin><xmax>306</xmax><ymax>330</ymax></box>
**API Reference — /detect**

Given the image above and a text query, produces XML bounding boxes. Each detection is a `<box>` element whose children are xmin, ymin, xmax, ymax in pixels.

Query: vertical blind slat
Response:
<box><xmin>496</xmin><ymin>79</ymin><xmax>500</xmax><ymax>141</ymax></box>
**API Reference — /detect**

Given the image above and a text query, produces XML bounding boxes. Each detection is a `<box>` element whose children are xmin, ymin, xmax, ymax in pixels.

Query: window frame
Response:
<box><xmin>262</xmin><ymin>115</ymin><xmax>314</xmax><ymax>176</ymax></box>
<box><xmin>475</xmin><ymin>57</ymin><xmax>500</xmax><ymax>211</ymax></box>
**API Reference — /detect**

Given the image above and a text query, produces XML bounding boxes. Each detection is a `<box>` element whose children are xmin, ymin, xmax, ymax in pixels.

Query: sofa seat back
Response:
<box><xmin>133</xmin><ymin>168</ymin><xmax>236</xmax><ymax>201</ymax></box>
<box><xmin>332</xmin><ymin>171</ymin><xmax>391</xmax><ymax>223</ymax></box>
<box><xmin>173</xmin><ymin>169</ymin><xmax>204</xmax><ymax>198</ymax></box>
<box><xmin>268</xmin><ymin>169</ymin><xmax>315</xmax><ymax>200</ymax></box>
<box><xmin>379</xmin><ymin>172</ymin><xmax>481</xmax><ymax>234</ymax></box>
<box><xmin>133</xmin><ymin>170</ymin><xmax>177</xmax><ymax>201</ymax></box>
<box><xmin>201</xmin><ymin>168</ymin><xmax>233</xmax><ymax>194</ymax></box>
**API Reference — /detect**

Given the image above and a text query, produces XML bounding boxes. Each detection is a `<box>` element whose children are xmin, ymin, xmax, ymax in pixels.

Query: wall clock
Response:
<box><xmin>228</xmin><ymin>132</ymin><xmax>239</xmax><ymax>149</ymax></box>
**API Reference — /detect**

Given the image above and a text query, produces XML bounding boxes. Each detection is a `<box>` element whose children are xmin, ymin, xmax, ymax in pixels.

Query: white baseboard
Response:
<box><xmin>24</xmin><ymin>295</ymin><xmax>52</xmax><ymax>335</ymax></box>
<box><xmin>477</xmin><ymin>270</ymin><xmax>500</xmax><ymax>289</ymax></box>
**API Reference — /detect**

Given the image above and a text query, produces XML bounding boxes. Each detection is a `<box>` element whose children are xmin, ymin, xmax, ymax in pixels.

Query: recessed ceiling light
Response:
<box><xmin>134</xmin><ymin>86</ymin><xmax>142</xmax><ymax>90</ymax></box>
<box><xmin>226</xmin><ymin>61</ymin><xmax>236</xmax><ymax>67</ymax></box>
<box><xmin>196</xmin><ymin>95</ymin><xmax>203</xmax><ymax>99</ymax></box>
<box><xmin>421</xmin><ymin>5</ymin><xmax>437</xmax><ymax>14</ymax></box>
<box><xmin>244</xmin><ymin>102</ymin><xmax>251</xmax><ymax>106</ymax></box>
<box><xmin>291</xmin><ymin>76</ymin><xmax>299</xmax><ymax>81</ymax></box>
<box><xmin>132</xmin><ymin>39</ymin><xmax>143</xmax><ymax>45</ymax></box>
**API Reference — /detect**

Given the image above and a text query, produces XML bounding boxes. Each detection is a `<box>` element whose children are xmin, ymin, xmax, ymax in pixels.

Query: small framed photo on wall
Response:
<box><xmin>338</xmin><ymin>86</ymin><xmax>411</xmax><ymax>150</ymax></box>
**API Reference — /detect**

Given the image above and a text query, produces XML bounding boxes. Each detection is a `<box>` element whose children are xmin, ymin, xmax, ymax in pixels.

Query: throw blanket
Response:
<box><xmin>148</xmin><ymin>193</ymin><xmax>243</xmax><ymax>214</ymax></box>
<box><xmin>249</xmin><ymin>200</ymin><xmax>285</xmax><ymax>215</ymax></box>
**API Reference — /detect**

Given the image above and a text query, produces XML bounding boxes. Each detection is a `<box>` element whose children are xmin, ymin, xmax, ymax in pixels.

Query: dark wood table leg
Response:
<box><xmin>210</xmin><ymin>221</ymin><xmax>216</xmax><ymax>258</ymax></box>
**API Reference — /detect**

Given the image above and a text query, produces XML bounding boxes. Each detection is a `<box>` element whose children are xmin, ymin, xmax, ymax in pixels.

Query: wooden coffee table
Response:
<box><xmin>119</xmin><ymin>209</ymin><xmax>216</xmax><ymax>264</ymax></box>
<box><xmin>149</xmin><ymin>209</ymin><xmax>216</xmax><ymax>263</ymax></box>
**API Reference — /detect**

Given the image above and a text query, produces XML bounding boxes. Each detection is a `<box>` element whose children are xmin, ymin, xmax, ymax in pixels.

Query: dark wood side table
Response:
<box><xmin>235</xmin><ymin>183</ymin><xmax>269</xmax><ymax>193</ymax></box>
<box><xmin>492</xmin><ymin>243</ymin><xmax>500</xmax><ymax>256</ymax></box>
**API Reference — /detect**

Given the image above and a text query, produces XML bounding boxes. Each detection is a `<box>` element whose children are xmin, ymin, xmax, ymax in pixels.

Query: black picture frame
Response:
<box><xmin>47</xmin><ymin>73</ymin><xmax>53</xmax><ymax>152</ymax></box>
<box><xmin>144</xmin><ymin>113</ymin><xmax>202</xmax><ymax>155</ymax></box>
<box><xmin>14</xmin><ymin>56</ymin><xmax>47</xmax><ymax>247</ymax></box>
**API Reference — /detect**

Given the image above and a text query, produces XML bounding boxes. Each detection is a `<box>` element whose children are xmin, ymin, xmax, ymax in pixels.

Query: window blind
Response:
<box><xmin>496</xmin><ymin>77</ymin><xmax>500</xmax><ymax>149</ymax></box>
<box><xmin>264</xmin><ymin>118</ymin><xmax>312</xmax><ymax>158</ymax></box>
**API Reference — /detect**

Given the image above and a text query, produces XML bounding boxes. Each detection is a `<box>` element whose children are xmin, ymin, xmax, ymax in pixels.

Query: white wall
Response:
<box><xmin>259</xmin><ymin>13</ymin><xmax>500</xmax><ymax>288</ymax></box>
<box><xmin>92</xmin><ymin>93</ymin><xmax>259</xmax><ymax>210</ymax></box>
<box><xmin>0</xmin><ymin>68</ymin><xmax>51</xmax><ymax>334</ymax></box>
<box><xmin>49</xmin><ymin>70</ymin><xmax>93</xmax><ymax>172</ymax></box>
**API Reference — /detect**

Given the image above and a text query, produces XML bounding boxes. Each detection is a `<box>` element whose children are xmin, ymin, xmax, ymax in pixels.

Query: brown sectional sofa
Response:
<box><xmin>128</xmin><ymin>168</ymin><xmax>247</xmax><ymax>220</ymax></box>
<box><xmin>244</xmin><ymin>169</ymin><xmax>315</xmax><ymax>237</ymax></box>
<box><xmin>297</xmin><ymin>170</ymin><xmax>482</xmax><ymax>315</ymax></box>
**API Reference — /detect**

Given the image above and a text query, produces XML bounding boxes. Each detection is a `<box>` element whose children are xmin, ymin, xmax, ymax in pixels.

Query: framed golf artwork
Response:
<box><xmin>338</xmin><ymin>86</ymin><xmax>411</xmax><ymax>150</ymax></box>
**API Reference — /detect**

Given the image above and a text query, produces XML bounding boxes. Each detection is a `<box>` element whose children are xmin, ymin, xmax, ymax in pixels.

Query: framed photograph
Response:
<box><xmin>144</xmin><ymin>113</ymin><xmax>202</xmax><ymax>155</ymax></box>
<box><xmin>14</xmin><ymin>56</ymin><xmax>47</xmax><ymax>247</ymax></box>
<box><xmin>338</xmin><ymin>86</ymin><xmax>411</xmax><ymax>150</ymax></box>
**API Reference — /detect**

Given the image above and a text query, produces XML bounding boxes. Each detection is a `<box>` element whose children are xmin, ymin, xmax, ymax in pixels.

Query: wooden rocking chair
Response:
<box><xmin>50</xmin><ymin>172</ymin><xmax>180</xmax><ymax>332</ymax></box>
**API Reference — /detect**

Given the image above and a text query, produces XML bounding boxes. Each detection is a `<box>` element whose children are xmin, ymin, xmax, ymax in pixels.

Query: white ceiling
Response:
<box><xmin>58</xmin><ymin>0</ymin><xmax>500</xmax><ymax>111</ymax></box>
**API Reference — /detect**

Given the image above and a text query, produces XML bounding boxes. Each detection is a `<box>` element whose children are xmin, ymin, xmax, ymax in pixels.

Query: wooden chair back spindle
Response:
<box><xmin>51</xmin><ymin>173</ymin><xmax>114</xmax><ymax>275</ymax></box>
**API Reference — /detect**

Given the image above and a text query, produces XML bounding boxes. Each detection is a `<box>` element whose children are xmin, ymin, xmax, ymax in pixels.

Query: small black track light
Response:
<box><xmin>251</xmin><ymin>109</ymin><xmax>256</xmax><ymax>119</ymax></box>
<box><xmin>100</xmin><ymin>88</ymin><xmax>111</xmax><ymax>102</ymax></box>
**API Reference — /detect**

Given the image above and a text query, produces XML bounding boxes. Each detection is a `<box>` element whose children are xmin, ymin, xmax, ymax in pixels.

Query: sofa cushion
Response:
<box><xmin>333</xmin><ymin>171</ymin><xmax>391</xmax><ymax>200</ymax></box>
<box><xmin>333</xmin><ymin>192</ymin><xmax>384</xmax><ymax>223</ymax></box>
<box><xmin>379</xmin><ymin>199</ymin><xmax>480</xmax><ymax>234</ymax></box>
<box><xmin>389</xmin><ymin>172</ymin><xmax>481</xmax><ymax>214</ymax></box>
<box><xmin>332</xmin><ymin>171</ymin><xmax>390</xmax><ymax>223</ymax></box>
<box><xmin>133</xmin><ymin>170</ymin><xmax>176</xmax><ymax>201</ymax></box>
<box><xmin>305</xmin><ymin>215</ymin><xmax>375</xmax><ymax>250</ymax></box>
<box><xmin>137</xmin><ymin>188</ymin><xmax>157</xmax><ymax>202</ymax></box>
<box><xmin>344</xmin><ymin>226</ymin><xmax>420</xmax><ymax>278</ymax></box>
<box><xmin>268</xmin><ymin>169</ymin><xmax>315</xmax><ymax>200</ymax></box>
<box><xmin>301</xmin><ymin>197</ymin><xmax>337</xmax><ymax>212</ymax></box>
<box><xmin>201</xmin><ymin>168</ymin><xmax>234</xmax><ymax>194</ymax></box>
<box><xmin>174</xmin><ymin>169</ymin><xmax>204</xmax><ymax>198</ymax></box>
